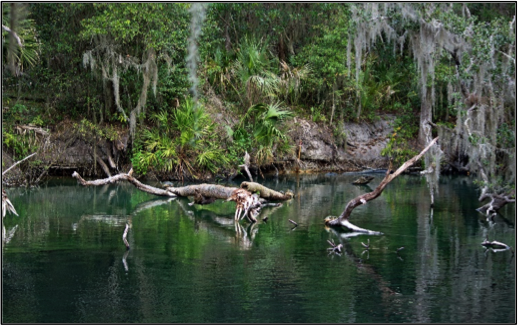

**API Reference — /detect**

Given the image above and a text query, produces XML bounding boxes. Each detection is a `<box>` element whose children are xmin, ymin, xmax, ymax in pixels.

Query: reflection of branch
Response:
<box><xmin>132</xmin><ymin>198</ymin><xmax>176</xmax><ymax>215</ymax></box>
<box><xmin>327</xmin><ymin>227</ymin><xmax>396</xmax><ymax>296</ymax></box>
<box><xmin>122</xmin><ymin>249</ymin><xmax>129</xmax><ymax>272</ymax></box>
<box><xmin>2</xmin><ymin>224</ymin><xmax>18</xmax><ymax>244</ymax></box>
<box><xmin>177</xmin><ymin>199</ymin><xmax>258</xmax><ymax>250</ymax></box>
<box><xmin>481</xmin><ymin>240</ymin><xmax>514</xmax><ymax>256</ymax></box>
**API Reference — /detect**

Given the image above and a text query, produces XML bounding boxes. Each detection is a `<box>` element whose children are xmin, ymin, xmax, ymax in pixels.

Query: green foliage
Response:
<box><xmin>381</xmin><ymin>103</ymin><xmax>419</xmax><ymax>165</ymax></box>
<box><xmin>73</xmin><ymin>119</ymin><xmax>119</xmax><ymax>143</ymax></box>
<box><xmin>2</xmin><ymin>3</ymin><xmax>515</xmax><ymax>181</ymax></box>
<box><xmin>497</xmin><ymin>123</ymin><xmax>515</xmax><ymax>149</ymax></box>
<box><xmin>310</xmin><ymin>105</ymin><xmax>327</xmax><ymax>123</ymax></box>
<box><xmin>132</xmin><ymin>98</ymin><xmax>229</xmax><ymax>177</ymax></box>
<box><xmin>2</xmin><ymin>127</ymin><xmax>40</xmax><ymax>160</ymax></box>
<box><xmin>231</xmin><ymin>37</ymin><xmax>280</xmax><ymax>107</ymax></box>
<box><xmin>225</xmin><ymin>127</ymin><xmax>253</xmax><ymax>164</ymax></box>
<box><xmin>79</xmin><ymin>3</ymin><xmax>190</xmax><ymax>52</ymax></box>
<box><xmin>240</xmin><ymin>102</ymin><xmax>294</xmax><ymax>164</ymax></box>
<box><xmin>2</xmin><ymin>3</ymin><xmax>41</xmax><ymax>75</ymax></box>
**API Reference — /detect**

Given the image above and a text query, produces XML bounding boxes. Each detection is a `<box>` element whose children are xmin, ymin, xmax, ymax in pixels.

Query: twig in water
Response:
<box><xmin>122</xmin><ymin>223</ymin><xmax>130</xmax><ymax>250</ymax></box>
<box><xmin>288</xmin><ymin>219</ymin><xmax>298</xmax><ymax>226</ymax></box>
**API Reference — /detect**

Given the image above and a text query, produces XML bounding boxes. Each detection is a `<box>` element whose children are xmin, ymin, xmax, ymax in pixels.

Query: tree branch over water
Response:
<box><xmin>325</xmin><ymin>137</ymin><xmax>439</xmax><ymax>232</ymax></box>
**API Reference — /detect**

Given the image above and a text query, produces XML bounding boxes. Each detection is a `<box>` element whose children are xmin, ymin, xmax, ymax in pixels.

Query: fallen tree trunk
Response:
<box><xmin>72</xmin><ymin>169</ymin><xmax>293</xmax><ymax>203</ymax></box>
<box><xmin>477</xmin><ymin>194</ymin><xmax>515</xmax><ymax>216</ymax></box>
<box><xmin>325</xmin><ymin>137</ymin><xmax>439</xmax><ymax>231</ymax></box>
<box><xmin>72</xmin><ymin>168</ymin><xmax>294</xmax><ymax>224</ymax></box>
<box><xmin>240</xmin><ymin>181</ymin><xmax>293</xmax><ymax>200</ymax></box>
<box><xmin>165</xmin><ymin>183</ymin><xmax>237</xmax><ymax>199</ymax></box>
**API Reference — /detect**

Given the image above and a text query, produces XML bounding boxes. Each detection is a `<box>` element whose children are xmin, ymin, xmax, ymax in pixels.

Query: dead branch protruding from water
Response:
<box><xmin>325</xmin><ymin>137</ymin><xmax>439</xmax><ymax>231</ymax></box>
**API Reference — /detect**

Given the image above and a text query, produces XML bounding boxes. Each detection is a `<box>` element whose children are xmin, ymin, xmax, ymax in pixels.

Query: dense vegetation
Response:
<box><xmin>2</xmin><ymin>4</ymin><xmax>515</xmax><ymax>198</ymax></box>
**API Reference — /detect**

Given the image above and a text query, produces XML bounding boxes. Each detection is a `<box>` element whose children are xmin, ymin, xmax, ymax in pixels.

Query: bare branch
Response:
<box><xmin>238</xmin><ymin>151</ymin><xmax>253</xmax><ymax>182</ymax></box>
<box><xmin>2</xmin><ymin>152</ymin><xmax>38</xmax><ymax>176</ymax></box>
<box><xmin>326</xmin><ymin>137</ymin><xmax>439</xmax><ymax>228</ymax></box>
<box><xmin>72</xmin><ymin>169</ymin><xmax>177</xmax><ymax>197</ymax></box>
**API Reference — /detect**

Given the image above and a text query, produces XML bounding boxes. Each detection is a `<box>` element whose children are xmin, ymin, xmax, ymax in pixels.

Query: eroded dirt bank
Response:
<box><xmin>2</xmin><ymin>115</ymin><xmax>396</xmax><ymax>186</ymax></box>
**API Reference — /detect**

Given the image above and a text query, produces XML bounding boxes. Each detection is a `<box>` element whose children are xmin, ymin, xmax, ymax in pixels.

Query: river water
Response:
<box><xmin>2</xmin><ymin>173</ymin><xmax>515</xmax><ymax>323</ymax></box>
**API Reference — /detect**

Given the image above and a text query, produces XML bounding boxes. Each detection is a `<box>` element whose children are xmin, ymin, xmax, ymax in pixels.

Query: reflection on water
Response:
<box><xmin>2</xmin><ymin>174</ymin><xmax>515</xmax><ymax>323</ymax></box>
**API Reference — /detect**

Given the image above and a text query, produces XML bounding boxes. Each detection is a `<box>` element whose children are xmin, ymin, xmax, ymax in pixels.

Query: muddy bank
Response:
<box><xmin>2</xmin><ymin>115</ymin><xmax>396</xmax><ymax>186</ymax></box>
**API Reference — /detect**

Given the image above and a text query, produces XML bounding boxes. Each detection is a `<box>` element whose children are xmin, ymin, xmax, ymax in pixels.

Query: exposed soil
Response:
<box><xmin>2</xmin><ymin>111</ymin><xmax>397</xmax><ymax>186</ymax></box>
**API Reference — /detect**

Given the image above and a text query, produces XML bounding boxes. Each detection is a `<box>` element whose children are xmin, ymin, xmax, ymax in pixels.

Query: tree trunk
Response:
<box><xmin>418</xmin><ymin>87</ymin><xmax>433</xmax><ymax>146</ymax></box>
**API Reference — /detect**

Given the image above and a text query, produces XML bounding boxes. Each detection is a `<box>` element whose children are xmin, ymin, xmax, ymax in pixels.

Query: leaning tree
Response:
<box><xmin>346</xmin><ymin>3</ymin><xmax>515</xmax><ymax>213</ymax></box>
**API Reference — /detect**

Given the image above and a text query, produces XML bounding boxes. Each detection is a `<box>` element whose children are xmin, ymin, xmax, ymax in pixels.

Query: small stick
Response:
<box><xmin>288</xmin><ymin>219</ymin><xmax>298</xmax><ymax>226</ymax></box>
<box><xmin>122</xmin><ymin>223</ymin><xmax>130</xmax><ymax>250</ymax></box>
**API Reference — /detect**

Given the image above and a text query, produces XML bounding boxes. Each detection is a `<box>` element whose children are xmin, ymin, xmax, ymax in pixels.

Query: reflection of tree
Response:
<box><xmin>2</xmin><ymin>224</ymin><xmax>18</xmax><ymax>244</ymax></box>
<box><xmin>176</xmin><ymin>197</ymin><xmax>282</xmax><ymax>250</ymax></box>
<box><xmin>327</xmin><ymin>227</ymin><xmax>397</xmax><ymax>298</ymax></box>
<box><xmin>3</xmin><ymin>175</ymin><xmax>515</xmax><ymax>322</ymax></box>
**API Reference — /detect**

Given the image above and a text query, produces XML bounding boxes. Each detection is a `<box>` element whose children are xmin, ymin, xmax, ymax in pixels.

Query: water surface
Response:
<box><xmin>2</xmin><ymin>174</ymin><xmax>515</xmax><ymax>323</ymax></box>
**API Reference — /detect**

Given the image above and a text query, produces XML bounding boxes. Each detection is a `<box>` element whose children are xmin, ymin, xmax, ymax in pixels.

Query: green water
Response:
<box><xmin>2</xmin><ymin>174</ymin><xmax>515</xmax><ymax>323</ymax></box>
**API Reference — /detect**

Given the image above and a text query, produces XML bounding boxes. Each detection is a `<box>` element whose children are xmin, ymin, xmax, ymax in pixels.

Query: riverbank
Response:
<box><xmin>2</xmin><ymin>113</ymin><xmax>404</xmax><ymax>186</ymax></box>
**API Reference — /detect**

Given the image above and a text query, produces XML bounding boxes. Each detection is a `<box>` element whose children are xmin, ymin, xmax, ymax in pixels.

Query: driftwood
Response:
<box><xmin>72</xmin><ymin>168</ymin><xmax>292</xmax><ymax>224</ymax></box>
<box><xmin>476</xmin><ymin>164</ymin><xmax>515</xmax><ymax>216</ymax></box>
<box><xmin>166</xmin><ymin>183</ymin><xmax>237</xmax><ymax>199</ymax></box>
<box><xmin>240</xmin><ymin>181</ymin><xmax>294</xmax><ymax>200</ymax></box>
<box><xmin>73</xmin><ymin>169</ymin><xmax>177</xmax><ymax>197</ymax></box>
<box><xmin>481</xmin><ymin>239</ymin><xmax>514</xmax><ymax>255</ymax></box>
<box><xmin>325</xmin><ymin>137</ymin><xmax>439</xmax><ymax>232</ymax></box>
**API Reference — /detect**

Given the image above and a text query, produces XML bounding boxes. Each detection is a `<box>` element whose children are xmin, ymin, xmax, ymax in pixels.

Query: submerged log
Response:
<box><xmin>325</xmin><ymin>137</ymin><xmax>439</xmax><ymax>231</ymax></box>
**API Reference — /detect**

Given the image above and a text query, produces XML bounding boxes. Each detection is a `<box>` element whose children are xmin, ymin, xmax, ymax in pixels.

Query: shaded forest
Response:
<box><xmin>2</xmin><ymin>4</ymin><xmax>515</xmax><ymax>209</ymax></box>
